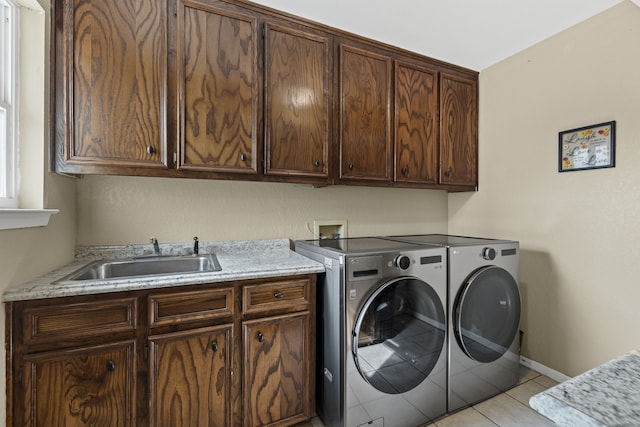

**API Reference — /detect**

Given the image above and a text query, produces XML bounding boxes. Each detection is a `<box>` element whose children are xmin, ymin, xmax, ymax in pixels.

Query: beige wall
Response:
<box><xmin>76</xmin><ymin>176</ymin><xmax>448</xmax><ymax>245</ymax></box>
<box><xmin>449</xmin><ymin>1</ymin><xmax>640</xmax><ymax>376</ymax></box>
<box><xmin>0</xmin><ymin>1</ymin><xmax>77</xmax><ymax>423</ymax></box>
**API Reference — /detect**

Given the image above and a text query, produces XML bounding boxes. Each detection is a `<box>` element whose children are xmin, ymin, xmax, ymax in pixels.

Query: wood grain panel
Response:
<box><xmin>179</xmin><ymin>2</ymin><xmax>258</xmax><ymax>173</ymax></box>
<box><xmin>149</xmin><ymin>325</ymin><xmax>233</xmax><ymax>427</ymax></box>
<box><xmin>264</xmin><ymin>24</ymin><xmax>330</xmax><ymax>178</ymax></box>
<box><xmin>395</xmin><ymin>62</ymin><xmax>438</xmax><ymax>184</ymax></box>
<box><xmin>71</xmin><ymin>0</ymin><xmax>166</xmax><ymax>166</ymax></box>
<box><xmin>23</xmin><ymin>341</ymin><xmax>135</xmax><ymax>427</ymax></box>
<box><xmin>243</xmin><ymin>313</ymin><xmax>310</xmax><ymax>427</ymax></box>
<box><xmin>24</xmin><ymin>298</ymin><xmax>136</xmax><ymax>345</ymax></box>
<box><xmin>243</xmin><ymin>278</ymin><xmax>309</xmax><ymax>315</ymax></box>
<box><xmin>339</xmin><ymin>44</ymin><xmax>392</xmax><ymax>181</ymax></box>
<box><xmin>440</xmin><ymin>73</ymin><xmax>478</xmax><ymax>187</ymax></box>
<box><xmin>148</xmin><ymin>287</ymin><xmax>233</xmax><ymax>327</ymax></box>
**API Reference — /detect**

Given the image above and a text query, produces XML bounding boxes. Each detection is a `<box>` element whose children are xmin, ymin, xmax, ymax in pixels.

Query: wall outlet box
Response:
<box><xmin>314</xmin><ymin>220</ymin><xmax>347</xmax><ymax>240</ymax></box>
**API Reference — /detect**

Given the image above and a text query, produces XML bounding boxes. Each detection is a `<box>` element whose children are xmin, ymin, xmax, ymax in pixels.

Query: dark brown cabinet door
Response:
<box><xmin>339</xmin><ymin>44</ymin><xmax>392</xmax><ymax>182</ymax></box>
<box><xmin>148</xmin><ymin>325</ymin><xmax>233</xmax><ymax>427</ymax></box>
<box><xmin>177</xmin><ymin>1</ymin><xmax>258</xmax><ymax>174</ymax></box>
<box><xmin>22</xmin><ymin>341</ymin><xmax>136</xmax><ymax>427</ymax></box>
<box><xmin>440</xmin><ymin>73</ymin><xmax>478</xmax><ymax>187</ymax></box>
<box><xmin>395</xmin><ymin>61</ymin><xmax>439</xmax><ymax>185</ymax></box>
<box><xmin>61</xmin><ymin>0</ymin><xmax>167</xmax><ymax>169</ymax></box>
<box><xmin>243</xmin><ymin>312</ymin><xmax>310</xmax><ymax>427</ymax></box>
<box><xmin>264</xmin><ymin>24</ymin><xmax>331</xmax><ymax>180</ymax></box>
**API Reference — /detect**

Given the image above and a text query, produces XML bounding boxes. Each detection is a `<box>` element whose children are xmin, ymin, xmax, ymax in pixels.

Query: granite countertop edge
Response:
<box><xmin>529</xmin><ymin>350</ymin><xmax>640</xmax><ymax>427</ymax></box>
<box><xmin>2</xmin><ymin>238</ymin><xmax>325</xmax><ymax>302</ymax></box>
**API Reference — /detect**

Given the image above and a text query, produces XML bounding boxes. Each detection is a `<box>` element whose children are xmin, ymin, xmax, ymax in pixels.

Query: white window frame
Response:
<box><xmin>0</xmin><ymin>0</ymin><xmax>57</xmax><ymax>229</ymax></box>
<box><xmin>0</xmin><ymin>0</ymin><xmax>18</xmax><ymax>209</ymax></box>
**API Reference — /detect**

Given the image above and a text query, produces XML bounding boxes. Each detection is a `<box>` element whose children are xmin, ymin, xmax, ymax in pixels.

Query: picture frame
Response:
<box><xmin>558</xmin><ymin>121</ymin><xmax>615</xmax><ymax>172</ymax></box>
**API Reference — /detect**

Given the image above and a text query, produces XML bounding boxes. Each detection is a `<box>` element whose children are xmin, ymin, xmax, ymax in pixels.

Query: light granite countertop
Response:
<box><xmin>2</xmin><ymin>239</ymin><xmax>325</xmax><ymax>302</ymax></box>
<box><xmin>530</xmin><ymin>350</ymin><xmax>640</xmax><ymax>426</ymax></box>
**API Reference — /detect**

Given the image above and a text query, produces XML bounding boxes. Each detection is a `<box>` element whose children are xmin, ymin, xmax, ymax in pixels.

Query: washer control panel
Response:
<box><xmin>394</xmin><ymin>255</ymin><xmax>411</xmax><ymax>270</ymax></box>
<box><xmin>482</xmin><ymin>247</ymin><xmax>496</xmax><ymax>260</ymax></box>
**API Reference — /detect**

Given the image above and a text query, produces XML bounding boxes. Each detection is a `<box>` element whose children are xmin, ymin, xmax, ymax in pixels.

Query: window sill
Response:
<box><xmin>0</xmin><ymin>209</ymin><xmax>59</xmax><ymax>231</ymax></box>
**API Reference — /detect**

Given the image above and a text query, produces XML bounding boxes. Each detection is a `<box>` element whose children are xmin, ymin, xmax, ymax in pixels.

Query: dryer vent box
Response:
<box><xmin>314</xmin><ymin>220</ymin><xmax>347</xmax><ymax>240</ymax></box>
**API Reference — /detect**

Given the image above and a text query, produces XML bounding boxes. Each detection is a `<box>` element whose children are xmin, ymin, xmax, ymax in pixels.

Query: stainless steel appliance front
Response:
<box><xmin>295</xmin><ymin>238</ymin><xmax>447</xmax><ymax>427</ymax></box>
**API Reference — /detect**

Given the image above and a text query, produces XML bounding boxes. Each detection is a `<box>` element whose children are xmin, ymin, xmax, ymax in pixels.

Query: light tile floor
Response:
<box><xmin>296</xmin><ymin>367</ymin><xmax>558</xmax><ymax>427</ymax></box>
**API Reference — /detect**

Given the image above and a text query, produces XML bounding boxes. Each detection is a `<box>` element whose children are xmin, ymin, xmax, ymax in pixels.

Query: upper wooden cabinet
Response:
<box><xmin>176</xmin><ymin>1</ymin><xmax>259</xmax><ymax>174</ymax></box>
<box><xmin>264</xmin><ymin>24</ymin><xmax>331</xmax><ymax>181</ymax></box>
<box><xmin>439</xmin><ymin>73</ymin><xmax>478</xmax><ymax>188</ymax></box>
<box><xmin>54</xmin><ymin>0</ymin><xmax>169</xmax><ymax>173</ymax></box>
<box><xmin>394</xmin><ymin>61</ymin><xmax>439</xmax><ymax>185</ymax></box>
<box><xmin>339</xmin><ymin>44</ymin><xmax>392</xmax><ymax>183</ymax></box>
<box><xmin>52</xmin><ymin>0</ymin><xmax>478</xmax><ymax>190</ymax></box>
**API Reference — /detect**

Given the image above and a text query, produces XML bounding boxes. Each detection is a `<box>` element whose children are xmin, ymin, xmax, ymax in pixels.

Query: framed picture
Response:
<box><xmin>559</xmin><ymin>121</ymin><xmax>615</xmax><ymax>172</ymax></box>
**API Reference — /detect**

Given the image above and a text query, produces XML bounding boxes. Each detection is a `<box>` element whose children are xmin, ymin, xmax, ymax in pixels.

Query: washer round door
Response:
<box><xmin>454</xmin><ymin>265</ymin><xmax>521</xmax><ymax>363</ymax></box>
<box><xmin>352</xmin><ymin>276</ymin><xmax>446</xmax><ymax>394</ymax></box>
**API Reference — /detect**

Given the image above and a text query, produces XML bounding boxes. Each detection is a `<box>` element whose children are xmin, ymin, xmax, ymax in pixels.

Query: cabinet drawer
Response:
<box><xmin>243</xmin><ymin>279</ymin><xmax>310</xmax><ymax>314</ymax></box>
<box><xmin>148</xmin><ymin>287</ymin><xmax>234</xmax><ymax>327</ymax></box>
<box><xmin>23</xmin><ymin>298</ymin><xmax>137</xmax><ymax>346</ymax></box>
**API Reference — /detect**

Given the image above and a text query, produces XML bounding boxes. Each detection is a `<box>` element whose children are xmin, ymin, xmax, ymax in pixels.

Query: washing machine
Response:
<box><xmin>295</xmin><ymin>237</ymin><xmax>448</xmax><ymax>427</ymax></box>
<box><xmin>383</xmin><ymin>235</ymin><xmax>521</xmax><ymax>412</ymax></box>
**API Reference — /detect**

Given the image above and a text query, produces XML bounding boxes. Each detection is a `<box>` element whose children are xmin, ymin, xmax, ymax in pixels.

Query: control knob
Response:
<box><xmin>394</xmin><ymin>255</ymin><xmax>411</xmax><ymax>270</ymax></box>
<box><xmin>482</xmin><ymin>247</ymin><xmax>496</xmax><ymax>261</ymax></box>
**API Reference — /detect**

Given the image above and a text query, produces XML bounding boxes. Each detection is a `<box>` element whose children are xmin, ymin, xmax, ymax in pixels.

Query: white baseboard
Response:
<box><xmin>520</xmin><ymin>355</ymin><xmax>572</xmax><ymax>383</ymax></box>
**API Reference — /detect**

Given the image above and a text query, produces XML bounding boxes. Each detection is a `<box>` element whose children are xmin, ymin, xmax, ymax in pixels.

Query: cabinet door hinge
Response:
<box><xmin>144</xmin><ymin>342</ymin><xmax>149</xmax><ymax>361</ymax></box>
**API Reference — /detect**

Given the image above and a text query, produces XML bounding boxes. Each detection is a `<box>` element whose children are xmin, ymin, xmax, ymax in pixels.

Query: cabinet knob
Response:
<box><xmin>274</xmin><ymin>292</ymin><xmax>284</xmax><ymax>299</ymax></box>
<box><xmin>348</xmin><ymin>163</ymin><xmax>354</xmax><ymax>170</ymax></box>
<box><xmin>402</xmin><ymin>167</ymin><xmax>408</xmax><ymax>175</ymax></box>
<box><xmin>314</xmin><ymin>160</ymin><xmax>321</xmax><ymax>167</ymax></box>
<box><xmin>240</xmin><ymin>153</ymin><xmax>247</xmax><ymax>161</ymax></box>
<box><xmin>257</xmin><ymin>332</ymin><xmax>264</xmax><ymax>343</ymax></box>
<box><xmin>211</xmin><ymin>341</ymin><xmax>219</xmax><ymax>352</ymax></box>
<box><xmin>444</xmin><ymin>168</ymin><xmax>452</xmax><ymax>177</ymax></box>
<box><xmin>106</xmin><ymin>360</ymin><xmax>116</xmax><ymax>372</ymax></box>
<box><xmin>147</xmin><ymin>146</ymin><xmax>154</xmax><ymax>155</ymax></box>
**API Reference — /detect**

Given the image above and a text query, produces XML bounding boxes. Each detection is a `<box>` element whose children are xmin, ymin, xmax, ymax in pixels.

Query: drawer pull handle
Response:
<box><xmin>106</xmin><ymin>360</ymin><xmax>116</xmax><ymax>372</ymax></box>
<box><xmin>274</xmin><ymin>292</ymin><xmax>284</xmax><ymax>299</ymax></box>
<box><xmin>211</xmin><ymin>342</ymin><xmax>219</xmax><ymax>352</ymax></box>
<box><xmin>257</xmin><ymin>332</ymin><xmax>264</xmax><ymax>343</ymax></box>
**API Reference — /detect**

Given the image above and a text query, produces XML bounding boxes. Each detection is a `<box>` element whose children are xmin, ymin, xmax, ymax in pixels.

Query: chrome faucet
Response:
<box><xmin>150</xmin><ymin>238</ymin><xmax>161</xmax><ymax>256</ymax></box>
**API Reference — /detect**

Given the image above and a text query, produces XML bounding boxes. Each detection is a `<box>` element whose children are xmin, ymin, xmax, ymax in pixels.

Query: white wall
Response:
<box><xmin>449</xmin><ymin>1</ymin><xmax>640</xmax><ymax>376</ymax></box>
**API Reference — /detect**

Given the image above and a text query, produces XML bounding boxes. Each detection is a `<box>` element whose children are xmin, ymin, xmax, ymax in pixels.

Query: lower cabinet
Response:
<box><xmin>6</xmin><ymin>274</ymin><xmax>316</xmax><ymax>427</ymax></box>
<box><xmin>244</xmin><ymin>313</ymin><xmax>310</xmax><ymax>427</ymax></box>
<box><xmin>149</xmin><ymin>325</ymin><xmax>233</xmax><ymax>427</ymax></box>
<box><xmin>22</xmin><ymin>341</ymin><xmax>136</xmax><ymax>427</ymax></box>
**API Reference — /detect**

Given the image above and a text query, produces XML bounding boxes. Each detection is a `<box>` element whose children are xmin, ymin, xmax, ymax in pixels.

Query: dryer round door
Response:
<box><xmin>454</xmin><ymin>265</ymin><xmax>521</xmax><ymax>363</ymax></box>
<box><xmin>352</xmin><ymin>276</ymin><xmax>446</xmax><ymax>394</ymax></box>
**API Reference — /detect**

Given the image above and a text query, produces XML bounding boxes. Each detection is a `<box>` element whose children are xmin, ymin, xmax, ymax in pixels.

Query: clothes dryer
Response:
<box><xmin>295</xmin><ymin>238</ymin><xmax>448</xmax><ymax>427</ymax></box>
<box><xmin>383</xmin><ymin>235</ymin><xmax>521</xmax><ymax>412</ymax></box>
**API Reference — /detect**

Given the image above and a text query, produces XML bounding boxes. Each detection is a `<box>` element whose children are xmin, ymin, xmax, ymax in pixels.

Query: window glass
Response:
<box><xmin>352</xmin><ymin>278</ymin><xmax>446</xmax><ymax>394</ymax></box>
<box><xmin>0</xmin><ymin>0</ymin><xmax>17</xmax><ymax>208</ymax></box>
